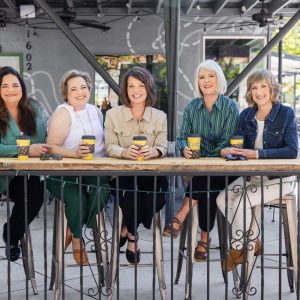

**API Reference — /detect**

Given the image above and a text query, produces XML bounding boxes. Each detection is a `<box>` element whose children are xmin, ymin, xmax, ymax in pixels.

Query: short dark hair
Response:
<box><xmin>120</xmin><ymin>66</ymin><xmax>157</xmax><ymax>107</ymax></box>
<box><xmin>0</xmin><ymin>66</ymin><xmax>36</xmax><ymax>136</ymax></box>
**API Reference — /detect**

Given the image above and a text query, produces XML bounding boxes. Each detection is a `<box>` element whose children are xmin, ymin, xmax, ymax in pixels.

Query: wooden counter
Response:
<box><xmin>0</xmin><ymin>157</ymin><xmax>300</xmax><ymax>174</ymax></box>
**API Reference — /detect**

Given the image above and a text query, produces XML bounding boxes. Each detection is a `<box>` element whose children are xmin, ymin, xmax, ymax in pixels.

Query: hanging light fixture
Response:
<box><xmin>196</xmin><ymin>0</ymin><xmax>201</xmax><ymax>10</ymax></box>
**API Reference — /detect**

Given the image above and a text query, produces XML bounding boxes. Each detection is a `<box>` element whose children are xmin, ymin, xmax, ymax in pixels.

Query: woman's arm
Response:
<box><xmin>47</xmin><ymin>108</ymin><xmax>82</xmax><ymax>158</ymax></box>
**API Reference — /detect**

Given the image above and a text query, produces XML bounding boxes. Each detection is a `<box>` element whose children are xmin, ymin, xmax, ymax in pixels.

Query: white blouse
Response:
<box><xmin>54</xmin><ymin>103</ymin><xmax>106</xmax><ymax>157</ymax></box>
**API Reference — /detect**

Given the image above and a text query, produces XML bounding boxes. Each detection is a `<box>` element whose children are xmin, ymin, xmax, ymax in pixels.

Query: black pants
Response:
<box><xmin>113</xmin><ymin>176</ymin><xmax>167</xmax><ymax>235</ymax></box>
<box><xmin>185</xmin><ymin>176</ymin><xmax>237</xmax><ymax>232</ymax></box>
<box><xmin>3</xmin><ymin>176</ymin><xmax>44</xmax><ymax>245</ymax></box>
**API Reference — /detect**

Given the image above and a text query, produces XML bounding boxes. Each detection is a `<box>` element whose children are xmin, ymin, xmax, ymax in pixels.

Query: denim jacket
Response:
<box><xmin>239</xmin><ymin>102</ymin><xmax>298</xmax><ymax>159</ymax></box>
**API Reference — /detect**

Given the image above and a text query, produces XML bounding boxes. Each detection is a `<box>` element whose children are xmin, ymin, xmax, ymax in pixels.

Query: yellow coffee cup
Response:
<box><xmin>230</xmin><ymin>135</ymin><xmax>244</xmax><ymax>149</ymax></box>
<box><xmin>16</xmin><ymin>135</ymin><xmax>30</xmax><ymax>160</ymax></box>
<box><xmin>132</xmin><ymin>136</ymin><xmax>147</xmax><ymax>161</ymax></box>
<box><xmin>187</xmin><ymin>134</ymin><xmax>201</xmax><ymax>159</ymax></box>
<box><xmin>81</xmin><ymin>135</ymin><xmax>96</xmax><ymax>160</ymax></box>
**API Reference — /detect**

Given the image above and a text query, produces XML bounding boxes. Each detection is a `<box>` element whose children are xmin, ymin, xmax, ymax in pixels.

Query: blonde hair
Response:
<box><xmin>246</xmin><ymin>69</ymin><xmax>281</xmax><ymax>107</ymax></box>
<box><xmin>60</xmin><ymin>70</ymin><xmax>92</xmax><ymax>102</ymax></box>
<box><xmin>194</xmin><ymin>60</ymin><xmax>227</xmax><ymax>98</ymax></box>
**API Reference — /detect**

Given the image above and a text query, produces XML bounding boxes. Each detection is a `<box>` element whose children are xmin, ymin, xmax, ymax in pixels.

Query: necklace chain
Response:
<box><xmin>76</xmin><ymin>105</ymin><xmax>94</xmax><ymax>136</ymax></box>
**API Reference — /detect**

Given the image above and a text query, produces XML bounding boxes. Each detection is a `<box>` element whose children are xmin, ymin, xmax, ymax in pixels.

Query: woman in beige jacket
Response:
<box><xmin>105</xmin><ymin>66</ymin><xmax>168</xmax><ymax>264</ymax></box>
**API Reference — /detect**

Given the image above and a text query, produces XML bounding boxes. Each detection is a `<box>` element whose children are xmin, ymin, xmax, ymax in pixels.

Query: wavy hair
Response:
<box><xmin>60</xmin><ymin>70</ymin><xmax>92</xmax><ymax>102</ymax></box>
<box><xmin>246</xmin><ymin>69</ymin><xmax>281</xmax><ymax>107</ymax></box>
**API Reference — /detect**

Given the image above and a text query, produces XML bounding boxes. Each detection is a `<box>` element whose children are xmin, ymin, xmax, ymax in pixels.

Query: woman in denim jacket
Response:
<box><xmin>217</xmin><ymin>69</ymin><xmax>298</xmax><ymax>272</ymax></box>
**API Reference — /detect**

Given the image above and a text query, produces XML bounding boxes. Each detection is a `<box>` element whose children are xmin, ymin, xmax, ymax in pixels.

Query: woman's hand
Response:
<box><xmin>235</xmin><ymin>149</ymin><xmax>257</xmax><ymax>159</ymax></box>
<box><xmin>220</xmin><ymin>147</ymin><xmax>257</xmax><ymax>159</ymax></box>
<box><xmin>29</xmin><ymin>144</ymin><xmax>52</xmax><ymax>157</ymax></box>
<box><xmin>140</xmin><ymin>145</ymin><xmax>160</xmax><ymax>160</ymax></box>
<box><xmin>220</xmin><ymin>147</ymin><xmax>240</xmax><ymax>158</ymax></box>
<box><xmin>183</xmin><ymin>146</ymin><xmax>193</xmax><ymax>159</ymax></box>
<box><xmin>77</xmin><ymin>143</ymin><xmax>92</xmax><ymax>158</ymax></box>
<box><xmin>121</xmin><ymin>145</ymin><xmax>140</xmax><ymax>160</ymax></box>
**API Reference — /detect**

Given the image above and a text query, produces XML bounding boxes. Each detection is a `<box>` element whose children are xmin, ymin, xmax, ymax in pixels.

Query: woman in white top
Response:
<box><xmin>217</xmin><ymin>69</ymin><xmax>298</xmax><ymax>272</ymax></box>
<box><xmin>46</xmin><ymin>70</ymin><xmax>110</xmax><ymax>265</ymax></box>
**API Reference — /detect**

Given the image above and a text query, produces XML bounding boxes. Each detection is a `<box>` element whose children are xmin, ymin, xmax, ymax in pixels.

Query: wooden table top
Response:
<box><xmin>0</xmin><ymin>157</ymin><xmax>299</xmax><ymax>174</ymax></box>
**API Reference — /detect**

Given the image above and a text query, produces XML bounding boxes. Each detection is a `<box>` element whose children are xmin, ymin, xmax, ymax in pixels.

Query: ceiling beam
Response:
<box><xmin>3</xmin><ymin>0</ymin><xmax>17</xmax><ymax>17</ymax></box>
<box><xmin>226</xmin><ymin>8</ymin><xmax>300</xmax><ymax>96</ymax></box>
<box><xmin>214</xmin><ymin>0</ymin><xmax>229</xmax><ymax>14</ymax></box>
<box><xmin>269</xmin><ymin>0</ymin><xmax>293</xmax><ymax>15</ymax></box>
<box><xmin>34</xmin><ymin>0</ymin><xmax>120</xmax><ymax>96</ymax></box>
<box><xmin>183</xmin><ymin>0</ymin><xmax>197</xmax><ymax>15</ymax></box>
<box><xmin>241</xmin><ymin>0</ymin><xmax>259</xmax><ymax>15</ymax></box>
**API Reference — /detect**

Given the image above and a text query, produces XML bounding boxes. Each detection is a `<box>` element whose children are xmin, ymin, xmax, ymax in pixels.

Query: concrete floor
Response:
<box><xmin>0</xmin><ymin>197</ymin><xmax>298</xmax><ymax>300</ymax></box>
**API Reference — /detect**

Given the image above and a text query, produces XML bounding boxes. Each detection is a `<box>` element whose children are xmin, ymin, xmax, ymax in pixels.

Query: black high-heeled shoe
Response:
<box><xmin>126</xmin><ymin>237</ymin><xmax>140</xmax><ymax>264</ymax></box>
<box><xmin>119</xmin><ymin>235</ymin><xmax>127</xmax><ymax>248</ymax></box>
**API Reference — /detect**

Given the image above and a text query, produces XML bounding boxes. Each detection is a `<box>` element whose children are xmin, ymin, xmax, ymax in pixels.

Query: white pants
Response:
<box><xmin>216</xmin><ymin>176</ymin><xmax>296</xmax><ymax>250</ymax></box>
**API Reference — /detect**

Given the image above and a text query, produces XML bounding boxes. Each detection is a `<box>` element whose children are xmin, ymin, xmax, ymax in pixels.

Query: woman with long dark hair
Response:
<box><xmin>0</xmin><ymin>66</ymin><xmax>49</xmax><ymax>261</ymax></box>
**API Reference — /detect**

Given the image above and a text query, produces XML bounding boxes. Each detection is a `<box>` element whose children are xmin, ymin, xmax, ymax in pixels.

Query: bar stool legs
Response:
<box><xmin>232</xmin><ymin>193</ymin><xmax>298</xmax><ymax>298</ymax></box>
<box><xmin>21</xmin><ymin>229</ymin><xmax>38</xmax><ymax>295</ymax></box>
<box><xmin>107</xmin><ymin>206</ymin><xmax>167</xmax><ymax>300</ymax></box>
<box><xmin>151</xmin><ymin>211</ymin><xmax>167</xmax><ymax>299</ymax></box>
<box><xmin>93</xmin><ymin>209</ymin><xmax>109</xmax><ymax>287</ymax></box>
<box><xmin>174</xmin><ymin>205</ymin><xmax>199</xmax><ymax>300</ymax></box>
<box><xmin>50</xmin><ymin>198</ymin><xmax>109</xmax><ymax>300</ymax></box>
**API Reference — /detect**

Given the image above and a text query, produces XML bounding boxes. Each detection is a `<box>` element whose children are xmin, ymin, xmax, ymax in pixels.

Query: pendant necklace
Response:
<box><xmin>76</xmin><ymin>105</ymin><xmax>94</xmax><ymax>136</ymax></box>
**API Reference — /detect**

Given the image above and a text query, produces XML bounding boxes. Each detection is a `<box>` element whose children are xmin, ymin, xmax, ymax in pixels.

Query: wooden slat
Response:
<box><xmin>0</xmin><ymin>157</ymin><xmax>299</xmax><ymax>173</ymax></box>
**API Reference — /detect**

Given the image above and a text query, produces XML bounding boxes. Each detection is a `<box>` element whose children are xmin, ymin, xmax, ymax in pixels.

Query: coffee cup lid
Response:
<box><xmin>82</xmin><ymin>135</ymin><xmax>96</xmax><ymax>139</ymax></box>
<box><xmin>231</xmin><ymin>135</ymin><xmax>244</xmax><ymax>140</ymax></box>
<box><xmin>187</xmin><ymin>134</ymin><xmax>201</xmax><ymax>138</ymax></box>
<box><xmin>16</xmin><ymin>135</ymin><xmax>30</xmax><ymax>140</ymax></box>
<box><xmin>132</xmin><ymin>136</ymin><xmax>147</xmax><ymax>140</ymax></box>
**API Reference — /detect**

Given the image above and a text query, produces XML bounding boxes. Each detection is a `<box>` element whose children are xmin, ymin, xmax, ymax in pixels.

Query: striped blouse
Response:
<box><xmin>176</xmin><ymin>94</ymin><xmax>239</xmax><ymax>157</ymax></box>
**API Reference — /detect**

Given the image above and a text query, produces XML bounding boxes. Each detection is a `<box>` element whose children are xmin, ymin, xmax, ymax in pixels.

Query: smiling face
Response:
<box><xmin>0</xmin><ymin>74</ymin><xmax>22</xmax><ymax>106</ymax></box>
<box><xmin>66</xmin><ymin>76</ymin><xmax>90</xmax><ymax>111</ymax></box>
<box><xmin>127</xmin><ymin>76</ymin><xmax>147</xmax><ymax>107</ymax></box>
<box><xmin>250</xmin><ymin>79</ymin><xmax>272</xmax><ymax>107</ymax></box>
<box><xmin>198</xmin><ymin>69</ymin><xmax>218</xmax><ymax>97</ymax></box>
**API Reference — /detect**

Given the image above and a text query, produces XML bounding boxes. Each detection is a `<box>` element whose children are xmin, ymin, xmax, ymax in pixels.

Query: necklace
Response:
<box><xmin>76</xmin><ymin>105</ymin><xmax>94</xmax><ymax>136</ymax></box>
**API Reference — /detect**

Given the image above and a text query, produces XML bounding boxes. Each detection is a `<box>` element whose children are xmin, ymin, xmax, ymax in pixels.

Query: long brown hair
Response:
<box><xmin>0</xmin><ymin>67</ymin><xmax>36</xmax><ymax>136</ymax></box>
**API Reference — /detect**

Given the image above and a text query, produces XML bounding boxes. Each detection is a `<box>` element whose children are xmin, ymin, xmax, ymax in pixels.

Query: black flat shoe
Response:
<box><xmin>126</xmin><ymin>237</ymin><xmax>140</xmax><ymax>264</ymax></box>
<box><xmin>119</xmin><ymin>235</ymin><xmax>127</xmax><ymax>248</ymax></box>
<box><xmin>3</xmin><ymin>224</ymin><xmax>21</xmax><ymax>262</ymax></box>
<box><xmin>6</xmin><ymin>243</ymin><xmax>21</xmax><ymax>262</ymax></box>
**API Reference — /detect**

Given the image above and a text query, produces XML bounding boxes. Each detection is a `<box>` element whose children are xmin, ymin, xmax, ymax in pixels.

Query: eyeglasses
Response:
<box><xmin>40</xmin><ymin>154</ymin><xmax>63</xmax><ymax>161</ymax></box>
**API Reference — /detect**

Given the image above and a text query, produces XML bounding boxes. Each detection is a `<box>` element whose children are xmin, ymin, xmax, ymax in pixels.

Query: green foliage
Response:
<box><xmin>273</xmin><ymin>20</ymin><xmax>300</xmax><ymax>56</ymax></box>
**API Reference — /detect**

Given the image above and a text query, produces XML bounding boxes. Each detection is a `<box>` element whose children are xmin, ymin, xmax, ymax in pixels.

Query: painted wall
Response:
<box><xmin>0</xmin><ymin>14</ymin><xmax>266</xmax><ymax>132</ymax></box>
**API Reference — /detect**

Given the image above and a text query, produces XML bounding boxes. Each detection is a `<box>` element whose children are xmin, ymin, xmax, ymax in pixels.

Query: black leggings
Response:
<box><xmin>113</xmin><ymin>176</ymin><xmax>168</xmax><ymax>235</ymax></box>
<box><xmin>185</xmin><ymin>176</ymin><xmax>237</xmax><ymax>232</ymax></box>
<box><xmin>4</xmin><ymin>176</ymin><xmax>44</xmax><ymax>244</ymax></box>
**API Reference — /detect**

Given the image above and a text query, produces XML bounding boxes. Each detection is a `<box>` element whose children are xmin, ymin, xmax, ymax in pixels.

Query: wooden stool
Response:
<box><xmin>231</xmin><ymin>193</ymin><xmax>297</xmax><ymax>298</ymax></box>
<box><xmin>49</xmin><ymin>198</ymin><xmax>109</xmax><ymax>300</ymax></box>
<box><xmin>107</xmin><ymin>206</ymin><xmax>167</xmax><ymax>300</ymax></box>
